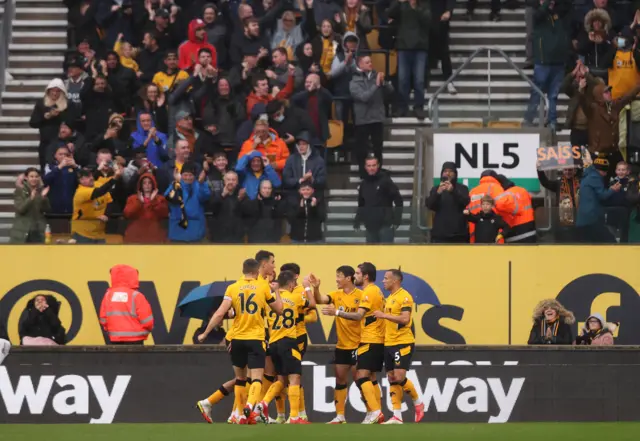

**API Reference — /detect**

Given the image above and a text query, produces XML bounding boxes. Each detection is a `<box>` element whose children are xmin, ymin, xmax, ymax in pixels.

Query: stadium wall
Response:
<box><xmin>1</xmin><ymin>346</ymin><xmax>640</xmax><ymax>424</ymax></box>
<box><xmin>1</xmin><ymin>245</ymin><xmax>639</xmax><ymax>345</ymax></box>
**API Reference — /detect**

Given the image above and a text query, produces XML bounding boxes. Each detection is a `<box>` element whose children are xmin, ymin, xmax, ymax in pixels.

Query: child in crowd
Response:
<box><xmin>204</xmin><ymin>151</ymin><xmax>229</xmax><ymax>196</ymax></box>
<box><xmin>114</xmin><ymin>33</ymin><xmax>139</xmax><ymax>72</ymax></box>
<box><xmin>463</xmin><ymin>194</ymin><xmax>510</xmax><ymax>244</ymax></box>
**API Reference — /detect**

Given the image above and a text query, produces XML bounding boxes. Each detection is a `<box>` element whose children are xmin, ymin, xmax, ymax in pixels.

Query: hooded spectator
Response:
<box><xmin>137</xmin><ymin>31</ymin><xmax>165</xmax><ymax>84</ymax></box>
<box><xmin>209</xmin><ymin>170</ymin><xmax>246</xmax><ymax>243</ymax></box>
<box><xmin>135</xmin><ymin>83</ymin><xmax>169</xmax><ymax>134</ymax></box>
<box><xmin>164</xmin><ymin>161</ymin><xmax>211</xmax><ymax>243</ymax></box>
<box><xmin>241</xmin><ymin>179</ymin><xmax>286</xmax><ymax>243</ymax></box>
<box><xmin>576</xmin><ymin>313</ymin><xmax>616</xmax><ymax>346</ymax></box>
<box><xmin>577</xmin><ymin>8</ymin><xmax>615</xmax><ymax>83</ymax></box>
<box><xmin>310</xmin><ymin>19</ymin><xmax>340</xmax><ymax>77</ymax></box>
<box><xmin>201</xmin><ymin>77</ymin><xmax>246</xmax><ymax>150</ymax></box>
<box><xmin>330</xmin><ymin>32</ymin><xmax>359</xmax><ymax>123</ymax></box>
<box><xmin>523</xmin><ymin>0</ymin><xmax>571</xmax><ymax>132</ymax></box>
<box><xmin>291</xmin><ymin>73</ymin><xmax>333</xmax><ymax>145</ymax></box>
<box><xmin>99</xmin><ymin>265</ymin><xmax>154</xmax><ymax>345</ymax></box>
<box><xmin>349</xmin><ymin>56</ymin><xmax>391</xmax><ymax>177</ymax></box>
<box><xmin>288</xmin><ymin>180</ymin><xmax>326</xmax><ymax>243</ymax></box>
<box><xmin>537</xmin><ymin>165</ymin><xmax>582</xmax><ymax>242</ymax></box>
<box><xmin>246</xmin><ymin>69</ymin><xmax>296</xmax><ymax>118</ymax></box>
<box><xmin>105</xmin><ymin>51</ymin><xmax>139</xmax><ymax>114</ymax></box>
<box><xmin>131</xmin><ymin>112</ymin><xmax>169</xmax><ymax>168</ymax></box>
<box><xmin>335</xmin><ymin>0</ymin><xmax>372</xmax><ymax>50</ymax></box>
<box><xmin>527</xmin><ymin>299</ymin><xmax>575</xmax><ymax>345</ymax></box>
<box><xmin>561</xmin><ymin>61</ymin><xmax>603</xmax><ymax>148</ymax></box>
<box><xmin>19</xmin><ymin>295</ymin><xmax>66</xmax><ymax>346</ymax></box>
<box><xmin>80</xmin><ymin>75</ymin><xmax>117</xmax><ymax>142</ymax></box>
<box><xmin>43</xmin><ymin>146</ymin><xmax>79</xmax><ymax>215</ymax></box>
<box><xmin>123</xmin><ymin>173</ymin><xmax>169</xmax><ymax>243</ymax></box>
<box><xmin>239</xmin><ymin>120</ymin><xmax>290</xmax><ymax>174</ymax></box>
<box><xmin>236</xmin><ymin>150</ymin><xmax>282</xmax><ymax>200</ymax></box>
<box><xmin>158</xmin><ymin>139</ymin><xmax>200</xmax><ymax>192</ymax></box>
<box><xmin>45</xmin><ymin>121</ymin><xmax>89</xmax><ymax>167</ymax></box>
<box><xmin>388</xmin><ymin>0</ymin><xmax>432</xmax><ymax>119</ymax></box>
<box><xmin>271</xmin><ymin>0</ymin><xmax>317</xmax><ymax>60</ymax></box>
<box><xmin>282</xmin><ymin>131</ymin><xmax>327</xmax><ymax>203</ymax></box>
<box><xmin>30</xmin><ymin>79</ymin><xmax>78</xmax><ymax>171</ymax></box>
<box><xmin>153</xmin><ymin>50</ymin><xmax>190</xmax><ymax>96</ymax></box>
<box><xmin>426</xmin><ymin>161</ymin><xmax>470</xmax><ymax>243</ymax></box>
<box><xmin>576</xmin><ymin>157</ymin><xmax>621</xmax><ymax>242</ymax></box>
<box><xmin>168</xmin><ymin>110</ymin><xmax>208</xmax><ymax>161</ymax></box>
<box><xmin>10</xmin><ymin>168</ymin><xmax>50</xmax><ymax>243</ymax></box>
<box><xmin>179</xmin><ymin>18</ymin><xmax>217</xmax><ymax>71</ymax></box>
<box><xmin>266</xmin><ymin>100</ymin><xmax>317</xmax><ymax>149</ymax></box>
<box><xmin>202</xmin><ymin>4</ymin><xmax>228</xmax><ymax>67</ymax></box>
<box><xmin>354</xmin><ymin>154</ymin><xmax>403</xmax><ymax>243</ymax></box>
<box><xmin>268</xmin><ymin>47</ymin><xmax>305</xmax><ymax>91</ymax></box>
<box><xmin>230</xmin><ymin>17</ymin><xmax>272</xmax><ymax>67</ymax></box>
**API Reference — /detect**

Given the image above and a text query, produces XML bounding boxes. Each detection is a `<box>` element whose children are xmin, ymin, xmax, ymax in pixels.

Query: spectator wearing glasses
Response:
<box><xmin>576</xmin><ymin>313</ymin><xmax>615</xmax><ymax>346</ymax></box>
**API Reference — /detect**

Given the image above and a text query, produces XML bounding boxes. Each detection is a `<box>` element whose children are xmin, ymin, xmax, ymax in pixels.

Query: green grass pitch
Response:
<box><xmin>1</xmin><ymin>423</ymin><xmax>639</xmax><ymax>441</ymax></box>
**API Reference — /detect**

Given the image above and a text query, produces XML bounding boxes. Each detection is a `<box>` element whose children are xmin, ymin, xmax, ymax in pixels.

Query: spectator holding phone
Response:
<box><xmin>10</xmin><ymin>168</ymin><xmax>50</xmax><ymax>243</ymax></box>
<box><xmin>19</xmin><ymin>295</ymin><xmax>66</xmax><ymax>346</ymax></box>
<box><xmin>426</xmin><ymin>162</ymin><xmax>470</xmax><ymax>243</ymax></box>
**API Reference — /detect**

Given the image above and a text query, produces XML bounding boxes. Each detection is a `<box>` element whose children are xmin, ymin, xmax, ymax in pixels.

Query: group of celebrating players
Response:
<box><xmin>195</xmin><ymin>250</ymin><xmax>425</xmax><ymax>425</ymax></box>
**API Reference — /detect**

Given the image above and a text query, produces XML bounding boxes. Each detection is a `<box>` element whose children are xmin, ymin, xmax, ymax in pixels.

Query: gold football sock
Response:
<box><xmin>247</xmin><ymin>379</ymin><xmax>262</xmax><ymax>408</ymax></box>
<box><xmin>334</xmin><ymin>383</ymin><xmax>348</xmax><ymax>416</ymax></box>
<box><xmin>401</xmin><ymin>378</ymin><xmax>420</xmax><ymax>403</ymax></box>
<box><xmin>234</xmin><ymin>379</ymin><xmax>248</xmax><ymax>413</ymax></box>
<box><xmin>276</xmin><ymin>390</ymin><xmax>287</xmax><ymax>414</ymax></box>
<box><xmin>263</xmin><ymin>380</ymin><xmax>285</xmax><ymax>405</ymax></box>
<box><xmin>360</xmin><ymin>380</ymin><xmax>380</xmax><ymax>412</ymax></box>
<box><xmin>260</xmin><ymin>374</ymin><xmax>275</xmax><ymax>402</ymax></box>
<box><xmin>206</xmin><ymin>386</ymin><xmax>228</xmax><ymax>405</ymax></box>
<box><xmin>299</xmin><ymin>386</ymin><xmax>306</xmax><ymax>413</ymax></box>
<box><xmin>372</xmin><ymin>380</ymin><xmax>382</xmax><ymax>409</ymax></box>
<box><xmin>390</xmin><ymin>383</ymin><xmax>403</xmax><ymax>410</ymax></box>
<box><xmin>289</xmin><ymin>385</ymin><xmax>301</xmax><ymax>418</ymax></box>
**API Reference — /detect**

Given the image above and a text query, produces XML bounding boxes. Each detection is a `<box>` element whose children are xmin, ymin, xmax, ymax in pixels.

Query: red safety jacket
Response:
<box><xmin>99</xmin><ymin>264</ymin><xmax>154</xmax><ymax>343</ymax></box>
<box><xmin>494</xmin><ymin>186</ymin><xmax>536</xmax><ymax>243</ymax></box>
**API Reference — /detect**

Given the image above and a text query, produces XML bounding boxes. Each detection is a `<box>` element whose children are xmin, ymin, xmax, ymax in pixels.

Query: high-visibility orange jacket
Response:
<box><xmin>467</xmin><ymin>176</ymin><xmax>504</xmax><ymax>243</ymax></box>
<box><xmin>494</xmin><ymin>186</ymin><xmax>536</xmax><ymax>243</ymax></box>
<box><xmin>99</xmin><ymin>264</ymin><xmax>154</xmax><ymax>343</ymax></box>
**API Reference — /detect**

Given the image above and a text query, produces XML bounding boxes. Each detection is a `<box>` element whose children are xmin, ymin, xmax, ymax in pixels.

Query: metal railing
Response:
<box><xmin>428</xmin><ymin>47</ymin><xmax>549</xmax><ymax>128</ymax></box>
<box><xmin>0</xmin><ymin>0</ymin><xmax>16</xmax><ymax>114</ymax></box>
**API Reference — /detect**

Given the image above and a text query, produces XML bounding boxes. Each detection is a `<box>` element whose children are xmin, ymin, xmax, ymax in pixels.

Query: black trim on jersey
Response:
<box><xmin>267</xmin><ymin>297</ymin><xmax>275</xmax><ymax>304</ymax></box>
<box><xmin>360</xmin><ymin>307</ymin><xmax>370</xmax><ymax>312</ymax></box>
<box><xmin>326</xmin><ymin>295</ymin><xmax>332</xmax><ymax>304</ymax></box>
<box><xmin>364</xmin><ymin>316</ymin><xmax>377</xmax><ymax>326</ymax></box>
<box><xmin>401</xmin><ymin>307</ymin><xmax>412</xmax><ymax>312</ymax></box>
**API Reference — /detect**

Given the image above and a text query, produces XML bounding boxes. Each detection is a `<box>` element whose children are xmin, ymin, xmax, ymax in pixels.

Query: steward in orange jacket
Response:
<box><xmin>467</xmin><ymin>170</ymin><xmax>504</xmax><ymax>243</ymax></box>
<box><xmin>238</xmin><ymin>121</ymin><xmax>290</xmax><ymax>175</ymax></box>
<box><xmin>494</xmin><ymin>175</ymin><xmax>537</xmax><ymax>243</ymax></box>
<box><xmin>99</xmin><ymin>265</ymin><xmax>154</xmax><ymax>344</ymax></box>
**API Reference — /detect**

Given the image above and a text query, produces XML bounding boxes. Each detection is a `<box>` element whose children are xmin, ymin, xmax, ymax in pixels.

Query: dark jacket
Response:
<box><xmin>241</xmin><ymin>196</ymin><xmax>286</xmax><ymax>243</ymax></box>
<box><xmin>465</xmin><ymin>211</ymin><xmax>510</xmax><ymax>244</ymax></box>
<box><xmin>289</xmin><ymin>195</ymin><xmax>326</xmax><ymax>242</ymax></box>
<box><xmin>528</xmin><ymin>319</ymin><xmax>573</xmax><ymax>345</ymax></box>
<box><xmin>137</xmin><ymin>47</ymin><xmax>165</xmax><ymax>84</ymax></box>
<box><xmin>209</xmin><ymin>188</ymin><xmax>245</xmax><ymax>243</ymax></box>
<box><xmin>349</xmin><ymin>68</ymin><xmax>392</xmax><ymax>126</ymax></box>
<box><xmin>230</xmin><ymin>31</ymin><xmax>272</xmax><ymax>67</ymax></box>
<box><xmin>561</xmin><ymin>72</ymin><xmax>602</xmax><ymax>130</ymax></box>
<box><xmin>282</xmin><ymin>146</ymin><xmax>327</xmax><ymax>202</ymax></box>
<box><xmin>537</xmin><ymin>169</ymin><xmax>581</xmax><ymax>227</ymax></box>
<box><xmin>43</xmin><ymin>162</ymin><xmax>79</xmax><ymax>214</ymax></box>
<box><xmin>354</xmin><ymin>169</ymin><xmax>403</xmax><ymax>230</ymax></box>
<box><xmin>106</xmin><ymin>51</ymin><xmax>139</xmax><ymax>114</ymax></box>
<box><xmin>19</xmin><ymin>295</ymin><xmax>66</xmax><ymax>344</ymax></box>
<box><xmin>330</xmin><ymin>32</ymin><xmax>360</xmax><ymax>98</ymax></box>
<box><xmin>387</xmin><ymin>0</ymin><xmax>431</xmax><ymax>51</ymax></box>
<box><xmin>80</xmin><ymin>78</ymin><xmax>118</xmax><ymax>142</ymax></box>
<box><xmin>290</xmin><ymin>88</ymin><xmax>333</xmax><ymax>142</ymax></box>
<box><xmin>268</xmin><ymin>106</ymin><xmax>317</xmax><ymax>150</ymax></box>
<box><xmin>201</xmin><ymin>89</ymin><xmax>245</xmax><ymax>149</ymax></box>
<box><xmin>425</xmin><ymin>162</ymin><xmax>470</xmax><ymax>242</ymax></box>
<box><xmin>46</xmin><ymin>130</ymin><xmax>90</xmax><ymax>167</ymax></box>
<box><xmin>576</xmin><ymin>166</ymin><xmax>614</xmax><ymax>227</ymax></box>
<box><xmin>531</xmin><ymin>0</ymin><xmax>571</xmax><ymax>66</ymax></box>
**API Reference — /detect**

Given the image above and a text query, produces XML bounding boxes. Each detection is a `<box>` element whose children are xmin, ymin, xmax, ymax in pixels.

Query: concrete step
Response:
<box><xmin>8</xmin><ymin>68</ymin><xmax>63</xmax><ymax>75</ymax></box>
<box><xmin>327</xmin><ymin>212</ymin><xmax>412</xmax><ymax>221</ymax></box>
<box><xmin>329</xmin><ymin>189</ymin><xmax>413</xmax><ymax>198</ymax></box>
<box><xmin>9</xmin><ymin>43</ymin><xmax>67</xmax><ymax>51</ymax></box>
<box><xmin>0</xmin><ymin>140</ymin><xmax>39</xmax><ymax>147</ymax></box>
<box><xmin>0</xmin><ymin>151</ymin><xmax>38</xmax><ymax>158</ymax></box>
<box><xmin>13</xmin><ymin>20</ymin><xmax>67</xmax><ymax>26</ymax></box>
<box><xmin>450</xmin><ymin>45</ymin><xmax>523</xmax><ymax>52</ymax></box>
<box><xmin>325</xmin><ymin>236</ymin><xmax>410</xmax><ymax>244</ymax></box>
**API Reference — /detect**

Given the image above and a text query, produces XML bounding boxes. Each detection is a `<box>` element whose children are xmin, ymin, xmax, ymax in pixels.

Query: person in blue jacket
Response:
<box><xmin>164</xmin><ymin>161</ymin><xmax>211</xmax><ymax>243</ymax></box>
<box><xmin>43</xmin><ymin>145</ymin><xmax>79</xmax><ymax>214</ymax></box>
<box><xmin>235</xmin><ymin>150</ymin><xmax>281</xmax><ymax>200</ymax></box>
<box><xmin>576</xmin><ymin>156</ymin><xmax>622</xmax><ymax>243</ymax></box>
<box><xmin>130</xmin><ymin>111</ymin><xmax>168</xmax><ymax>168</ymax></box>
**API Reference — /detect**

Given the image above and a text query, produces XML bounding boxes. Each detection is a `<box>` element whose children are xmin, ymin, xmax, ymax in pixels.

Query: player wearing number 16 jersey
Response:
<box><xmin>254</xmin><ymin>270</ymin><xmax>316</xmax><ymax>424</ymax></box>
<box><xmin>198</xmin><ymin>258</ymin><xmax>283</xmax><ymax>423</ymax></box>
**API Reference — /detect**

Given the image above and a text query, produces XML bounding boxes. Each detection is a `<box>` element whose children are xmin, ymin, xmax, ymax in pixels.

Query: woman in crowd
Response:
<box><xmin>335</xmin><ymin>0</ymin><xmax>371</xmax><ymax>50</ymax></box>
<box><xmin>527</xmin><ymin>299</ymin><xmax>575</xmax><ymax>345</ymax></box>
<box><xmin>10</xmin><ymin>168</ymin><xmax>50</xmax><ymax>243</ymax></box>
<box><xmin>123</xmin><ymin>173</ymin><xmax>169</xmax><ymax>243</ymax></box>
<box><xmin>19</xmin><ymin>294</ymin><xmax>66</xmax><ymax>346</ymax></box>
<box><xmin>576</xmin><ymin>313</ymin><xmax>616</xmax><ymax>346</ymax></box>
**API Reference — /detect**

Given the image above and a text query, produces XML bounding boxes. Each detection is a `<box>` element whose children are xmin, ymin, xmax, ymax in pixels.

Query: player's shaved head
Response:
<box><xmin>242</xmin><ymin>258</ymin><xmax>260</xmax><ymax>275</ymax></box>
<box><xmin>280</xmin><ymin>263</ymin><xmax>300</xmax><ymax>276</ymax></box>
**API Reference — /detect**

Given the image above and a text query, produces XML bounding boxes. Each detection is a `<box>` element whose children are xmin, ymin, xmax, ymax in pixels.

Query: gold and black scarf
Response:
<box><xmin>166</xmin><ymin>181</ymin><xmax>188</xmax><ymax>229</ymax></box>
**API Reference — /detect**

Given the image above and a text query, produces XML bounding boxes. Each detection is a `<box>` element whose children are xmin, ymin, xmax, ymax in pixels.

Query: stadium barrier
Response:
<box><xmin>1</xmin><ymin>245</ymin><xmax>640</xmax><ymax>346</ymax></box>
<box><xmin>2</xmin><ymin>345</ymin><xmax>640</xmax><ymax>424</ymax></box>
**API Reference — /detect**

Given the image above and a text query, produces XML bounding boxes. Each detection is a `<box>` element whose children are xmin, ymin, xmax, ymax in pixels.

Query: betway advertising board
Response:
<box><xmin>433</xmin><ymin>133</ymin><xmax>540</xmax><ymax>191</ymax></box>
<box><xmin>2</xmin><ymin>348</ymin><xmax>639</xmax><ymax>424</ymax></box>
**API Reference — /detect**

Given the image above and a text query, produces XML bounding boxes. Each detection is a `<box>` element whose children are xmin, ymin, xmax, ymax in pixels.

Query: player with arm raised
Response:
<box><xmin>197</xmin><ymin>258</ymin><xmax>283</xmax><ymax>423</ymax></box>
<box><xmin>311</xmin><ymin>266</ymin><xmax>362</xmax><ymax>424</ymax></box>
<box><xmin>374</xmin><ymin>269</ymin><xmax>424</xmax><ymax>424</ymax></box>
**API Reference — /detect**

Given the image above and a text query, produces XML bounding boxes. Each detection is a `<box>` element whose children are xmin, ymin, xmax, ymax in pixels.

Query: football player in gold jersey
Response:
<box><xmin>198</xmin><ymin>258</ymin><xmax>283</xmax><ymax>423</ymax></box>
<box><xmin>374</xmin><ymin>270</ymin><xmax>424</xmax><ymax>424</ymax></box>
<box><xmin>312</xmin><ymin>266</ymin><xmax>363</xmax><ymax>424</ymax></box>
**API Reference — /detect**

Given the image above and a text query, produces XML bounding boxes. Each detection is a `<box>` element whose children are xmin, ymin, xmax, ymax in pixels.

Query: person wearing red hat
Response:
<box><xmin>178</xmin><ymin>18</ymin><xmax>217</xmax><ymax>71</ymax></box>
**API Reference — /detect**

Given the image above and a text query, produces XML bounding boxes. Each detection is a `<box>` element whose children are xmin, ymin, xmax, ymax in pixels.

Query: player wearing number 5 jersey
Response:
<box><xmin>313</xmin><ymin>266</ymin><xmax>363</xmax><ymax>424</ymax></box>
<box><xmin>255</xmin><ymin>270</ymin><xmax>316</xmax><ymax>424</ymax></box>
<box><xmin>375</xmin><ymin>270</ymin><xmax>424</xmax><ymax>424</ymax></box>
<box><xmin>198</xmin><ymin>258</ymin><xmax>283</xmax><ymax>423</ymax></box>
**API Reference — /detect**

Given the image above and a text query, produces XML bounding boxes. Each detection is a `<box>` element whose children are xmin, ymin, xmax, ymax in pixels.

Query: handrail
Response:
<box><xmin>428</xmin><ymin>46</ymin><xmax>549</xmax><ymax>128</ymax></box>
<box><xmin>0</xmin><ymin>0</ymin><xmax>16</xmax><ymax>114</ymax></box>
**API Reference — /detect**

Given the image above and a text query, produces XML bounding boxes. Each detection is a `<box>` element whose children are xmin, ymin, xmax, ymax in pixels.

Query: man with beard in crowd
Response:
<box><xmin>426</xmin><ymin>162</ymin><xmax>470</xmax><ymax>243</ymax></box>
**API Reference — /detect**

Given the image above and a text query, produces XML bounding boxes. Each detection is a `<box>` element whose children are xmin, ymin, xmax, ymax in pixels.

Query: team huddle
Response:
<box><xmin>195</xmin><ymin>250</ymin><xmax>424</xmax><ymax>425</ymax></box>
